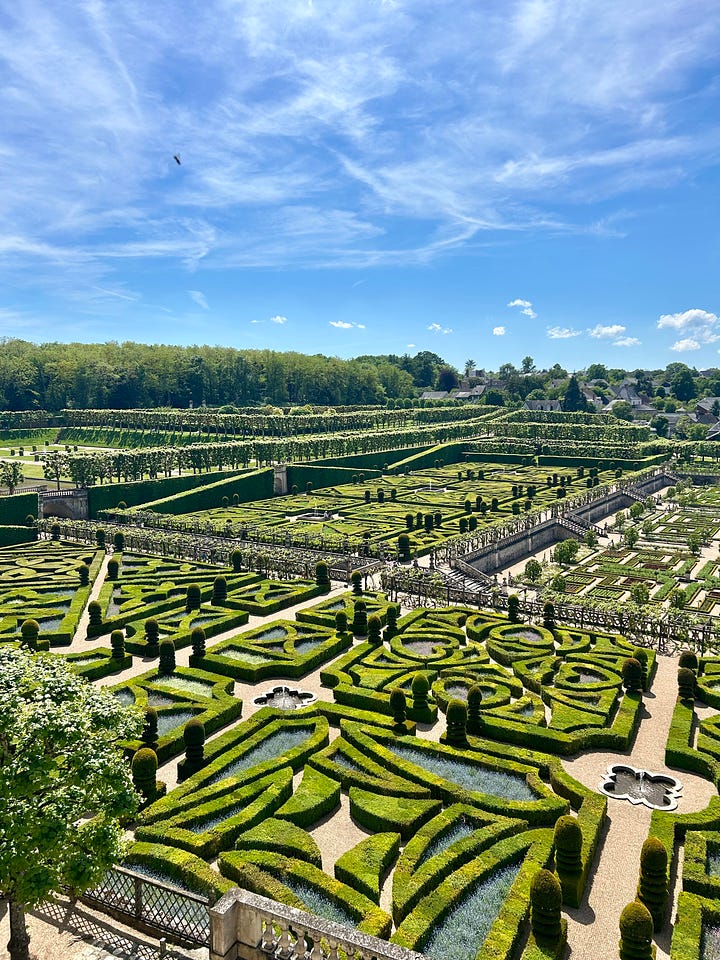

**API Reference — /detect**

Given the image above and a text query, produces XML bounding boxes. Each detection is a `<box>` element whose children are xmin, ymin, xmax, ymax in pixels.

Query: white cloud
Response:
<box><xmin>671</xmin><ymin>338</ymin><xmax>701</xmax><ymax>352</ymax></box>
<box><xmin>507</xmin><ymin>298</ymin><xmax>537</xmax><ymax>319</ymax></box>
<box><xmin>658</xmin><ymin>309</ymin><xmax>718</xmax><ymax>330</ymax></box>
<box><xmin>406</xmin><ymin>343</ymin><xmax>416</xmax><ymax>349</ymax></box>
<box><xmin>250</xmin><ymin>319</ymin><xmax>262</xmax><ymax>324</ymax></box>
<box><xmin>613</xmin><ymin>336</ymin><xmax>641</xmax><ymax>347</ymax></box>
<box><xmin>589</xmin><ymin>323</ymin><xmax>626</xmax><ymax>339</ymax></box>
<box><xmin>547</xmin><ymin>326</ymin><xmax>581</xmax><ymax>339</ymax></box>
<box><xmin>330</xmin><ymin>320</ymin><xmax>365</xmax><ymax>330</ymax></box>
<box><xmin>492</xmin><ymin>326</ymin><xmax>506</xmax><ymax>336</ymax></box>
<box><xmin>189</xmin><ymin>290</ymin><xmax>209</xmax><ymax>310</ymax></box>
<box><xmin>427</xmin><ymin>322</ymin><xmax>452</xmax><ymax>334</ymax></box>
<box><xmin>270</xmin><ymin>315</ymin><xmax>287</xmax><ymax>324</ymax></box>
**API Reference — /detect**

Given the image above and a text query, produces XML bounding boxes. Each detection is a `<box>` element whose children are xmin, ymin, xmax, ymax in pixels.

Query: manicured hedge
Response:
<box><xmin>0</xmin><ymin>491</ymin><xmax>38</xmax><ymax>525</ymax></box>
<box><xmin>140</xmin><ymin>467</ymin><xmax>274</xmax><ymax>515</ymax></box>
<box><xmin>124</xmin><ymin>841</ymin><xmax>234</xmax><ymax>902</ymax></box>
<box><xmin>218</xmin><ymin>850</ymin><xmax>392</xmax><ymax>938</ymax></box>
<box><xmin>670</xmin><ymin>891</ymin><xmax>720</xmax><ymax>960</ymax></box>
<box><xmin>0</xmin><ymin>525</ymin><xmax>37</xmax><ymax>546</ymax></box>
<box><xmin>275</xmin><ymin>766</ymin><xmax>341</xmax><ymax>828</ymax></box>
<box><xmin>66</xmin><ymin>647</ymin><xmax>132</xmax><ymax>680</ymax></box>
<box><xmin>349</xmin><ymin>786</ymin><xmax>442</xmax><ymax>840</ymax></box>
<box><xmin>88</xmin><ymin>469</ymin><xmax>242</xmax><ymax>516</ymax></box>
<box><xmin>335</xmin><ymin>832</ymin><xmax>401</xmax><ymax>904</ymax></box>
<box><xmin>136</xmin><ymin>770</ymin><xmax>293</xmax><ymax>859</ymax></box>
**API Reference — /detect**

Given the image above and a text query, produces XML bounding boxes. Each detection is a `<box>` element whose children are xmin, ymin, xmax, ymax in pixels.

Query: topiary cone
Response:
<box><xmin>619</xmin><ymin>900</ymin><xmax>655</xmax><ymax>960</ymax></box>
<box><xmin>446</xmin><ymin>699</ymin><xmax>468</xmax><ymax>747</ymax></box>
<box><xmin>554</xmin><ymin>815</ymin><xmax>583</xmax><ymax>875</ymax></box>
<box><xmin>530</xmin><ymin>869</ymin><xmax>563</xmax><ymax>943</ymax></box>
<box><xmin>131</xmin><ymin>747</ymin><xmax>158</xmax><ymax>802</ymax></box>
<box><xmin>637</xmin><ymin>838</ymin><xmax>668</xmax><ymax>930</ymax></box>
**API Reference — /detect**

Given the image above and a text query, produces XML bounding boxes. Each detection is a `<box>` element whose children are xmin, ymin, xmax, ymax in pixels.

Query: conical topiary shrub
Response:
<box><xmin>637</xmin><ymin>837</ymin><xmax>668</xmax><ymax>930</ymax></box>
<box><xmin>186</xmin><ymin>583</ymin><xmax>202</xmax><ymax>612</ymax></box>
<box><xmin>622</xmin><ymin>658</ymin><xmax>643</xmax><ymax>693</ymax></box>
<box><xmin>182</xmin><ymin>718</ymin><xmax>206</xmax><ymax>776</ymax></box>
<box><xmin>350</xmin><ymin>570</ymin><xmax>363</xmax><ymax>595</ymax></box>
<box><xmin>107</xmin><ymin>558</ymin><xmax>119</xmax><ymax>580</ymax></box>
<box><xmin>677</xmin><ymin>666</ymin><xmax>696</xmax><ymax>700</ymax></box>
<box><xmin>315</xmin><ymin>561</ymin><xmax>330</xmax><ymax>587</ymax></box>
<box><xmin>141</xmin><ymin>708</ymin><xmax>158</xmax><ymax>749</ymax></box>
<box><xmin>367</xmin><ymin>614</ymin><xmax>382</xmax><ymax>646</ymax></box>
<box><xmin>352</xmin><ymin>600</ymin><xmax>368</xmax><ymax>636</ymax></box>
<box><xmin>389</xmin><ymin>688</ymin><xmax>407</xmax><ymax>730</ymax></box>
<box><xmin>191</xmin><ymin>626</ymin><xmax>206</xmax><ymax>660</ymax></box>
<box><xmin>335</xmin><ymin>610</ymin><xmax>348</xmax><ymax>633</ymax></box>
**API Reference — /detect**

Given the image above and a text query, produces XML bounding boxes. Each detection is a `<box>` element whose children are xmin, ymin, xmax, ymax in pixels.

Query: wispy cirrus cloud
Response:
<box><xmin>270</xmin><ymin>315</ymin><xmax>287</xmax><ymax>325</ymax></box>
<box><xmin>189</xmin><ymin>290</ymin><xmax>209</xmax><ymax>310</ymax></box>
<box><xmin>427</xmin><ymin>322</ymin><xmax>452</xmax><ymax>334</ymax></box>
<box><xmin>547</xmin><ymin>326</ymin><xmax>581</xmax><ymax>339</ymax></box>
<box><xmin>492</xmin><ymin>326</ymin><xmax>506</xmax><ymax>336</ymax></box>
<box><xmin>0</xmin><ymin>0</ymin><xmax>718</xmax><ymax>312</ymax></box>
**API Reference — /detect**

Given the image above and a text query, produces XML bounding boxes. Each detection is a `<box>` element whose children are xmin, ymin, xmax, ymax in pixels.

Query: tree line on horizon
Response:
<box><xmin>0</xmin><ymin>338</ymin><xmax>716</xmax><ymax>412</ymax></box>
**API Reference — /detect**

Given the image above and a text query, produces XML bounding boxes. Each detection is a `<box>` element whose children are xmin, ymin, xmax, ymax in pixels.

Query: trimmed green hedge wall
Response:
<box><xmin>140</xmin><ymin>468</ymin><xmax>274</xmax><ymax>515</ymax></box>
<box><xmin>87</xmin><ymin>469</ymin><xmax>242</xmax><ymax>516</ymax></box>
<box><xmin>0</xmin><ymin>491</ymin><xmax>38</xmax><ymax>525</ymax></box>
<box><xmin>0</xmin><ymin>525</ymin><xmax>37</xmax><ymax>546</ymax></box>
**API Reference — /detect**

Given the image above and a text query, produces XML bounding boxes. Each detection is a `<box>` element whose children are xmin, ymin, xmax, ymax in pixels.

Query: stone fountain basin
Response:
<box><xmin>598</xmin><ymin>763</ymin><xmax>683</xmax><ymax>811</ymax></box>
<box><xmin>253</xmin><ymin>686</ymin><xmax>317</xmax><ymax>710</ymax></box>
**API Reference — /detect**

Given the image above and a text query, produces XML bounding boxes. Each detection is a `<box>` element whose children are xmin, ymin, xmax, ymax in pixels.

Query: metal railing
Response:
<box><xmin>79</xmin><ymin>865</ymin><xmax>211</xmax><ymax>947</ymax></box>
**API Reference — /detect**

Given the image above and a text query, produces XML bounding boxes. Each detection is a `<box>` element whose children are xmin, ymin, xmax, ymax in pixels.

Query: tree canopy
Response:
<box><xmin>0</xmin><ymin>648</ymin><xmax>142</xmax><ymax>960</ymax></box>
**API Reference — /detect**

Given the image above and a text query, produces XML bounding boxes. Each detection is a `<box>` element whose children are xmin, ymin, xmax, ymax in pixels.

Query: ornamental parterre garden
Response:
<box><xmin>3</xmin><ymin>418</ymin><xmax>720</xmax><ymax>960</ymax></box>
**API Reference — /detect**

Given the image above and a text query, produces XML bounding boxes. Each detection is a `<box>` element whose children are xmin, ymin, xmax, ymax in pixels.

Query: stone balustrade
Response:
<box><xmin>210</xmin><ymin>888</ymin><xmax>428</xmax><ymax>960</ymax></box>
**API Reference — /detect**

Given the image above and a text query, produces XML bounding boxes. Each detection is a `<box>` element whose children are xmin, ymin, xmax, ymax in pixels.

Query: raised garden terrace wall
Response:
<box><xmin>307</xmin><ymin>446</ymin><xmax>429</xmax><ymax>470</ymax></box>
<box><xmin>88</xmin><ymin>470</ymin><xmax>242</xmax><ymax>517</ymax></box>
<box><xmin>571</xmin><ymin>472</ymin><xmax>670</xmax><ymax>527</ymax></box>
<box><xmin>464</xmin><ymin>519</ymin><xmax>578</xmax><ymax>574</ymax></box>
<box><xmin>285</xmin><ymin>464</ymin><xmax>382</xmax><ymax>492</ymax></box>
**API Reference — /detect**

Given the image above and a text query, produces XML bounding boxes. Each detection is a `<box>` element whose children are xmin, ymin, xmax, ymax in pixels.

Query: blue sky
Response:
<box><xmin>1</xmin><ymin>0</ymin><xmax>720</xmax><ymax>371</ymax></box>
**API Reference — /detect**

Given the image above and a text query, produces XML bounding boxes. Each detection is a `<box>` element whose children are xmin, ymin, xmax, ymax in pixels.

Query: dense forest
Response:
<box><xmin>0</xmin><ymin>338</ymin><xmax>716</xmax><ymax>412</ymax></box>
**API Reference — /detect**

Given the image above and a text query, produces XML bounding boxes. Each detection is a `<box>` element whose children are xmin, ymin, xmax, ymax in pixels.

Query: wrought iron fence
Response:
<box><xmin>79</xmin><ymin>865</ymin><xmax>211</xmax><ymax>947</ymax></box>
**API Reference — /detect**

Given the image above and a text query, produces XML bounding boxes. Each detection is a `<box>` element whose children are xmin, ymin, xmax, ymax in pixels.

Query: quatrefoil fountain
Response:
<box><xmin>253</xmin><ymin>686</ymin><xmax>317</xmax><ymax>710</ymax></box>
<box><xmin>598</xmin><ymin>763</ymin><xmax>683</xmax><ymax>811</ymax></box>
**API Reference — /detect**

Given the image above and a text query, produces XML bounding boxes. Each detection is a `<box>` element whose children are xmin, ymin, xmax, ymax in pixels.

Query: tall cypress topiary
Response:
<box><xmin>315</xmin><ymin>560</ymin><xmax>330</xmax><ymax>587</ymax></box>
<box><xmin>530</xmin><ymin>869</ymin><xmax>563</xmax><ymax>943</ymax></box>
<box><xmin>467</xmin><ymin>684</ymin><xmax>483</xmax><ymax>734</ymax></box>
<box><xmin>411</xmin><ymin>672</ymin><xmax>430</xmax><ymax>713</ymax></box>
<box><xmin>389</xmin><ymin>688</ymin><xmax>407</xmax><ymax>729</ymax></box>
<box><xmin>183</xmin><ymin>718</ymin><xmax>206</xmax><ymax>775</ymax></box>
<box><xmin>110</xmin><ymin>630</ymin><xmax>125</xmax><ymax>661</ymax></box>
<box><xmin>335</xmin><ymin>610</ymin><xmax>348</xmax><ymax>633</ymax></box>
<box><xmin>367</xmin><ymin>614</ymin><xmax>382</xmax><ymax>646</ymax></box>
<box><xmin>619</xmin><ymin>901</ymin><xmax>654</xmax><ymax>960</ymax></box>
<box><xmin>212</xmin><ymin>575</ymin><xmax>227</xmax><ymax>604</ymax></box>
<box><xmin>131</xmin><ymin>747</ymin><xmax>158</xmax><ymax>803</ymax></box>
<box><xmin>158</xmin><ymin>639</ymin><xmax>176</xmax><ymax>675</ymax></box>
<box><xmin>637</xmin><ymin>837</ymin><xmax>668</xmax><ymax>930</ymax></box>
<box><xmin>350</xmin><ymin>570</ymin><xmax>363</xmax><ymax>595</ymax></box>
<box><xmin>508</xmin><ymin>594</ymin><xmax>521</xmax><ymax>622</ymax></box>
<box><xmin>191</xmin><ymin>626</ymin><xmax>206</xmax><ymax>659</ymax></box>
<box><xmin>230</xmin><ymin>549</ymin><xmax>242</xmax><ymax>572</ymax></box>
<box><xmin>78</xmin><ymin>563</ymin><xmax>90</xmax><ymax>586</ymax></box>
<box><xmin>446</xmin><ymin>699</ymin><xmax>468</xmax><ymax>747</ymax></box>
<box><xmin>352</xmin><ymin>600</ymin><xmax>368</xmax><ymax>636</ymax></box>
<box><xmin>141</xmin><ymin>708</ymin><xmax>158</xmax><ymax>749</ymax></box>
<box><xmin>677</xmin><ymin>666</ymin><xmax>696</xmax><ymax>700</ymax></box>
<box><xmin>554</xmin><ymin>815</ymin><xmax>583</xmax><ymax>878</ymax></box>
<box><xmin>186</xmin><ymin>582</ymin><xmax>202</xmax><ymax>612</ymax></box>
<box><xmin>88</xmin><ymin>600</ymin><xmax>102</xmax><ymax>628</ymax></box>
<box><xmin>144</xmin><ymin>618</ymin><xmax>160</xmax><ymax>657</ymax></box>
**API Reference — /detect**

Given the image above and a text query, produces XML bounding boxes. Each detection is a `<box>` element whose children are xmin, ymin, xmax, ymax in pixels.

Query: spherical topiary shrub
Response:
<box><xmin>107</xmin><ymin>557</ymin><xmax>119</xmax><ymax>580</ymax></box>
<box><xmin>78</xmin><ymin>563</ymin><xmax>90</xmax><ymax>586</ymax></box>
<box><xmin>389</xmin><ymin>688</ymin><xmax>407</xmax><ymax>728</ymax></box>
<box><xmin>113</xmin><ymin>531</ymin><xmax>125</xmax><ymax>551</ymax></box>
<box><xmin>543</xmin><ymin>602</ymin><xmax>555</xmax><ymax>630</ymax></box>
<box><xmin>385</xmin><ymin>604</ymin><xmax>399</xmax><ymax>639</ymax></box>
<box><xmin>554</xmin><ymin>815</ymin><xmax>583</xmax><ymax>876</ymax></box>
<box><xmin>141</xmin><ymin>707</ymin><xmax>158</xmax><ymax>748</ymax></box>
<box><xmin>315</xmin><ymin>561</ymin><xmax>330</xmax><ymax>587</ymax></box>
<box><xmin>446</xmin><ymin>699</ymin><xmax>468</xmax><ymax>747</ymax></box>
<box><xmin>110</xmin><ymin>630</ymin><xmax>125</xmax><ymax>661</ymax></box>
<box><xmin>212</xmin><ymin>575</ymin><xmax>227</xmax><ymax>604</ymax></box>
<box><xmin>95</xmin><ymin>528</ymin><xmax>106</xmax><ymax>547</ymax></box>
<box><xmin>51</xmin><ymin>523</ymin><xmax>62</xmax><ymax>541</ymax></box>
<box><xmin>335</xmin><ymin>611</ymin><xmax>348</xmax><ymax>633</ymax></box>
<box><xmin>352</xmin><ymin>600</ymin><xmax>368</xmax><ymax>636</ymax></box>
<box><xmin>367</xmin><ymin>614</ymin><xmax>382</xmax><ymax>645</ymax></box>
<box><xmin>117</xmin><ymin>501</ymin><xmax>127</xmax><ymax>511</ymax></box>
<box><xmin>159</xmin><ymin>639</ymin><xmax>176</xmax><ymax>675</ymax></box>
<box><xmin>678</xmin><ymin>649</ymin><xmax>698</xmax><ymax>671</ymax></box>
<box><xmin>183</xmin><ymin>718</ymin><xmax>206</xmax><ymax>769</ymax></box>
<box><xmin>677</xmin><ymin>666</ymin><xmax>696</xmax><ymax>700</ymax></box>
<box><xmin>412</xmin><ymin>672</ymin><xmax>430</xmax><ymax>711</ymax></box>
<box><xmin>530</xmin><ymin>869</ymin><xmax>563</xmax><ymax>943</ymax></box>
<box><xmin>230</xmin><ymin>549</ymin><xmax>243</xmax><ymax>573</ymax></box>
<box><xmin>20</xmin><ymin>619</ymin><xmax>40</xmax><ymax>650</ymax></box>
<box><xmin>144</xmin><ymin>618</ymin><xmax>160</xmax><ymax>656</ymax></box>
<box><xmin>508</xmin><ymin>594</ymin><xmax>521</xmax><ymax>623</ymax></box>
<box><xmin>467</xmin><ymin>684</ymin><xmax>483</xmax><ymax>734</ymax></box>
<box><xmin>191</xmin><ymin>626</ymin><xmax>206</xmax><ymax>659</ymax></box>
<box><xmin>619</xmin><ymin>900</ymin><xmax>654</xmax><ymax>960</ymax></box>
<box><xmin>131</xmin><ymin>747</ymin><xmax>158</xmax><ymax>802</ymax></box>
<box><xmin>350</xmin><ymin>570</ymin><xmax>363</xmax><ymax>595</ymax></box>
<box><xmin>88</xmin><ymin>600</ymin><xmax>102</xmax><ymax>628</ymax></box>
<box><xmin>186</xmin><ymin>582</ymin><xmax>202</xmax><ymax>612</ymax></box>
<box><xmin>637</xmin><ymin>837</ymin><xmax>668</xmax><ymax>929</ymax></box>
<box><xmin>622</xmin><ymin>657</ymin><xmax>643</xmax><ymax>693</ymax></box>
